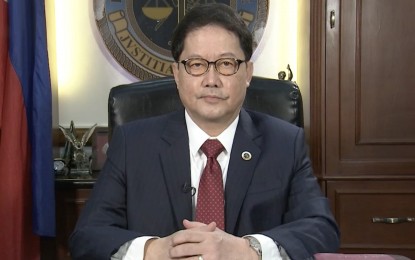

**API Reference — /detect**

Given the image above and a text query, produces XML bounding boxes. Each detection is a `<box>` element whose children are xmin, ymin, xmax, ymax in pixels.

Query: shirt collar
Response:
<box><xmin>185</xmin><ymin>110</ymin><xmax>239</xmax><ymax>156</ymax></box>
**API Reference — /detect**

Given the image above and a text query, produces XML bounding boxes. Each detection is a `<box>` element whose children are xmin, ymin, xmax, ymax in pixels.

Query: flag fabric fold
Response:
<box><xmin>1</xmin><ymin>0</ymin><xmax>55</xmax><ymax>258</ymax></box>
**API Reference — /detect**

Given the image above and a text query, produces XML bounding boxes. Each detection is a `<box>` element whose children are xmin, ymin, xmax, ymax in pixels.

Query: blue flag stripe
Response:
<box><xmin>8</xmin><ymin>0</ymin><xmax>55</xmax><ymax>236</ymax></box>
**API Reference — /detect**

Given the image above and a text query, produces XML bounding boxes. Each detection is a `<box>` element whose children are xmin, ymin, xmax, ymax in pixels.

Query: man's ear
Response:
<box><xmin>171</xmin><ymin>62</ymin><xmax>180</xmax><ymax>89</ymax></box>
<box><xmin>245</xmin><ymin>61</ymin><xmax>254</xmax><ymax>88</ymax></box>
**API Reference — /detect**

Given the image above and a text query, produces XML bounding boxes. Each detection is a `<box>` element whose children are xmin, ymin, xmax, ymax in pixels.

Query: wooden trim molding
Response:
<box><xmin>309</xmin><ymin>0</ymin><xmax>325</xmax><ymax>178</ymax></box>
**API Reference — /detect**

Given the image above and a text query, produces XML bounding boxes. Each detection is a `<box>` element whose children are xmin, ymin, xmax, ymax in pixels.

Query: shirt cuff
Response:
<box><xmin>113</xmin><ymin>236</ymin><xmax>158</xmax><ymax>260</ymax></box>
<box><xmin>248</xmin><ymin>234</ymin><xmax>284</xmax><ymax>260</ymax></box>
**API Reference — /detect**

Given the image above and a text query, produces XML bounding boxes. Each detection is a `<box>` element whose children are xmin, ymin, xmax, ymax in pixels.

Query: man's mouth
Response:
<box><xmin>200</xmin><ymin>95</ymin><xmax>226</xmax><ymax>102</ymax></box>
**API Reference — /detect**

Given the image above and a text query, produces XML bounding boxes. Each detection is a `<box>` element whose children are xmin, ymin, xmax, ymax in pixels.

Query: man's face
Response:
<box><xmin>172</xmin><ymin>25</ymin><xmax>253</xmax><ymax>134</ymax></box>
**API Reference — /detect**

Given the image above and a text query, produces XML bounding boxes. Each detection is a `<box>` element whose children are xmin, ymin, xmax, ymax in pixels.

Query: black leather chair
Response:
<box><xmin>108</xmin><ymin>76</ymin><xmax>303</xmax><ymax>139</ymax></box>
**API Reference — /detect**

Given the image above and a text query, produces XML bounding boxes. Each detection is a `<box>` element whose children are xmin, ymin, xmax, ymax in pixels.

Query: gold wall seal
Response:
<box><xmin>94</xmin><ymin>0</ymin><xmax>269</xmax><ymax>80</ymax></box>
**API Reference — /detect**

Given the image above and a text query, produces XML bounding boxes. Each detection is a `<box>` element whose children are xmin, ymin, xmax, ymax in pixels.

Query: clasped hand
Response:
<box><xmin>144</xmin><ymin>219</ymin><xmax>258</xmax><ymax>260</ymax></box>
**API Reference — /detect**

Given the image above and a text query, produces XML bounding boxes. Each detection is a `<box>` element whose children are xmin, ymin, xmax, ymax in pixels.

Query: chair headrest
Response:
<box><xmin>108</xmin><ymin>76</ymin><xmax>303</xmax><ymax>138</ymax></box>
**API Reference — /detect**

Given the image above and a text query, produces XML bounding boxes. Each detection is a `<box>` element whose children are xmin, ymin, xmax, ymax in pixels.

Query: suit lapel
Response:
<box><xmin>225</xmin><ymin>109</ymin><xmax>262</xmax><ymax>233</ymax></box>
<box><xmin>159</xmin><ymin>111</ymin><xmax>193</xmax><ymax>230</ymax></box>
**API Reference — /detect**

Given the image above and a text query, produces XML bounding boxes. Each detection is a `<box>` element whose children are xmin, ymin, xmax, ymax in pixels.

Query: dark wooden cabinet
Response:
<box><xmin>56</xmin><ymin>185</ymin><xmax>92</xmax><ymax>259</ymax></box>
<box><xmin>310</xmin><ymin>0</ymin><xmax>415</xmax><ymax>258</ymax></box>
<box><xmin>42</xmin><ymin>181</ymin><xmax>94</xmax><ymax>260</ymax></box>
<box><xmin>327</xmin><ymin>180</ymin><xmax>415</xmax><ymax>256</ymax></box>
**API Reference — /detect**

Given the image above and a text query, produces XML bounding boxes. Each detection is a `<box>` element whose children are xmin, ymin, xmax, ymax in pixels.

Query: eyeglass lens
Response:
<box><xmin>182</xmin><ymin>58</ymin><xmax>243</xmax><ymax>76</ymax></box>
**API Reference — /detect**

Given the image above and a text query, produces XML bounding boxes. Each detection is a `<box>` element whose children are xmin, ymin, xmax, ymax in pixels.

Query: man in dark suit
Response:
<box><xmin>69</xmin><ymin>3</ymin><xmax>339</xmax><ymax>260</ymax></box>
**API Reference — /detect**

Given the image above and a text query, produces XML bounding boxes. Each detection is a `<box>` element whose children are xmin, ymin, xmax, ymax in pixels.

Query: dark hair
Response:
<box><xmin>171</xmin><ymin>3</ymin><xmax>253</xmax><ymax>62</ymax></box>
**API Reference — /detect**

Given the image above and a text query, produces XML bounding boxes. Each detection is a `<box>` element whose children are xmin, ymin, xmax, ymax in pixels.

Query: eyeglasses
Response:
<box><xmin>179</xmin><ymin>57</ymin><xmax>246</xmax><ymax>76</ymax></box>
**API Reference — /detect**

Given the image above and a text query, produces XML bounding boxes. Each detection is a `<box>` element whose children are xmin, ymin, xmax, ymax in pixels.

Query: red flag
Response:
<box><xmin>0</xmin><ymin>0</ymin><xmax>55</xmax><ymax>258</ymax></box>
<box><xmin>0</xmin><ymin>4</ymin><xmax>40</xmax><ymax>259</ymax></box>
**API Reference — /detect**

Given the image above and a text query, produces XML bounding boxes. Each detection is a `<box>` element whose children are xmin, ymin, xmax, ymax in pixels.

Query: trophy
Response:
<box><xmin>59</xmin><ymin>121</ymin><xmax>97</xmax><ymax>177</ymax></box>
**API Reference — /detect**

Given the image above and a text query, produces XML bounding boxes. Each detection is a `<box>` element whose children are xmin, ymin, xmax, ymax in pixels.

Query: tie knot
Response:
<box><xmin>201</xmin><ymin>139</ymin><xmax>224</xmax><ymax>158</ymax></box>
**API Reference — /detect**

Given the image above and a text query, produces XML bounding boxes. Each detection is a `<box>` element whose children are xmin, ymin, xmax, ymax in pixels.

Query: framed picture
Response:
<box><xmin>91</xmin><ymin>127</ymin><xmax>108</xmax><ymax>172</ymax></box>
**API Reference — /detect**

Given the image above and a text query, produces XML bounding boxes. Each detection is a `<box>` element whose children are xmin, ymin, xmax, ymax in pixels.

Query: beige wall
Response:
<box><xmin>297</xmin><ymin>0</ymin><xmax>310</xmax><ymax>137</ymax></box>
<box><xmin>46</xmin><ymin>0</ymin><xmax>310</xmax><ymax>130</ymax></box>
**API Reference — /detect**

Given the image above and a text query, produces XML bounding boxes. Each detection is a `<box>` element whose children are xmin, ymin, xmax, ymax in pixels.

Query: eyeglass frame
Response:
<box><xmin>178</xmin><ymin>57</ymin><xmax>246</xmax><ymax>76</ymax></box>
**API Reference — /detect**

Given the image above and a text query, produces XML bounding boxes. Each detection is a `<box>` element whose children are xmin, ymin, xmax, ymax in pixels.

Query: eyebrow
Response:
<box><xmin>182</xmin><ymin>53</ymin><xmax>239</xmax><ymax>60</ymax></box>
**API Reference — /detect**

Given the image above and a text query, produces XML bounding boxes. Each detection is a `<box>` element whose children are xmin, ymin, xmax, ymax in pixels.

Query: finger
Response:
<box><xmin>169</xmin><ymin>241</ymin><xmax>203</xmax><ymax>259</ymax></box>
<box><xmin>184</xmin><ymin>220</ymin><xmax>216</xmax><ymax>231</ymax></box>
<box><xmin>195</xmin><ymin>254</ymin><xmax>204</xmax><ymax>260</ymax></box>
<box><xmin>183</xmin><ymin>219</ymin><xmax>205</xmax><ymax>228</ymax></box>
<box><xmin>171</xmin><ymin>229</ymin><xmax>202</xmax><ymax>246</ymax></box>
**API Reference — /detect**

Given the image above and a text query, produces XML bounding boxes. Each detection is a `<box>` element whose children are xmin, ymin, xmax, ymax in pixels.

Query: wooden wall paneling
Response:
<box><xmin>334</xmin><ymin>0</ymin><xmax>415</xmax><ymax>176</ymax></box>
<box><xmin>310</xmin><ymin>0</ymin><xmax>326</xmax><ymax>178</ymax></box>
<box><xmin>310</xmin><ymin>0</ymin><xmax>415</xmax><ymax>257</ymax></box>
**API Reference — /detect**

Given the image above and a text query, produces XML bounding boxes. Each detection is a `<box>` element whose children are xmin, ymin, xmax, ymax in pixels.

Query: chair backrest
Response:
<box><xmin>108</xmin><ymin>76</ymin><xmax>303</xmax><ymax>139</ymax></box>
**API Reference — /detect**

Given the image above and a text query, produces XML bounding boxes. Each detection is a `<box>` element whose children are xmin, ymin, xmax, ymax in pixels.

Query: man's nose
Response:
<box><xmin>203</xmin><ymin>63</ymin><xmax>221</xmax><ymax>86</ymax></box>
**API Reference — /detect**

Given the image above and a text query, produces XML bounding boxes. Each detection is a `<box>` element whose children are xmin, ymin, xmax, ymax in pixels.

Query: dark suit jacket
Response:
<box><xmin>69</xmin><ymin>109</ymin><xmax>340</xmax><ymax>260</ymax></box>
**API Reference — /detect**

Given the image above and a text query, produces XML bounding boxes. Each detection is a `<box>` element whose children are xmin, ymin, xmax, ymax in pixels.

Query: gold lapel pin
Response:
<box><xmin>241</xmin><ymin>151</ymin><xmax>252</xmax><ymax>161</ymax></box>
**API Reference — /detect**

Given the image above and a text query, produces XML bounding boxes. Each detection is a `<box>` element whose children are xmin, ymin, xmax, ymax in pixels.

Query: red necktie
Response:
<box><xmin>196</xmin><ymin>139</ymin><xmax>225</xmax><ymax>230</ymax></box>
